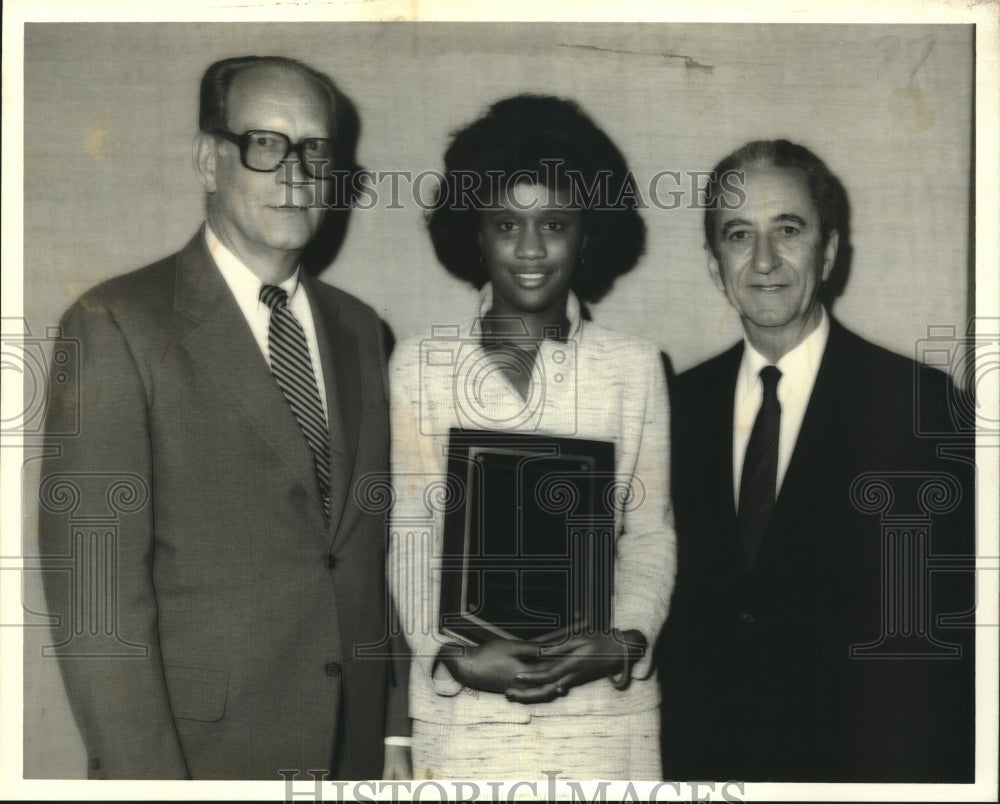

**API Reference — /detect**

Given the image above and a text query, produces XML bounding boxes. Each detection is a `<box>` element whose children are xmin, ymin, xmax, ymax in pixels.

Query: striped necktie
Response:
<box><xmin>260</xmin><ymin>284</ymin><xmax>331</xmax><ymax>520</ymax></box>
<box><xmin>738</xmin><ymin>365</ymin><xmax>782</xmax><ymax>570</ymax></box>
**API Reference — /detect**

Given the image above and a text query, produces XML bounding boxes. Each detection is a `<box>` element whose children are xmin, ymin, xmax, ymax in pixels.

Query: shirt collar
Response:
<box><xmin>205</xmin><ymin>224</ymin><xmax>301</xmax><ymax>310</ymax></box>
<box><xmin>738</xmin><ymin>307</ymin><xmax>830</xmax><ymax>400</ymax></box>
<box><xmin>473</xmin><ymin>282</ymin><xmax>583</xmax><ymax>341</ymax></box>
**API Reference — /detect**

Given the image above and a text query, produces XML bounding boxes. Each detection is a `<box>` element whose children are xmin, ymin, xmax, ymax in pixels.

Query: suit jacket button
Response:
<box><xmin>739</xmin><ymin>612</ymin><xmax>754</xmax><ymax>624</ymax></box>
<box><xmin>325</xmin><ymin>662</ymin><xmax>341</xmax><ymax>677</ymax></box>
<box><xmin>327</xmin><ymin>555</ymin><xmax>336</xmax><ymax>569</ymax></box>
<box><xmin>90</xmin><ymin>758</ymin><xmax>100</xmax><ymax>770</ymax></box>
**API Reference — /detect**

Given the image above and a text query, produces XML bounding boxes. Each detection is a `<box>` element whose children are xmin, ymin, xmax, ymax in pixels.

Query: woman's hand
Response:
<box><xmin>439</xmin><ymin>639</ymin><xmax>540</xmax><ymax>694</ymax></box>
<box><xmin>504</xmin><ymin>629</ymin><xmax>646</xmax><ymax>704</ymax></box>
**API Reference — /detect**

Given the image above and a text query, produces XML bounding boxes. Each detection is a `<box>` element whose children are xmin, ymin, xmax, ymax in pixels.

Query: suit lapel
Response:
<box><xmin>681</xmin><ymin>344</ymin><xmax>742</xmax><ymax>571</ymax></box>
<box><xmin>713</xmin><ymin>346</ymin><xmax>743</xmax><ymax>563</ymax></box>
<box><xmin>304</xmin><ymin>275</ymin><xmax>360</xmax><ymax>544</ymax></box>
<box><xmin>172</xmin><ymin>231</ymin><xmax>326</xmax><ymax>527</ymax></box>
<box><xmin>757</xmin><ymin>320</ymin><xmax>842</xmax><ymax>568</ymax></box>
<box><xmin>710</xmin><ymin>346</ymin><xmax>742</xmax><ymax>536</ymax></box>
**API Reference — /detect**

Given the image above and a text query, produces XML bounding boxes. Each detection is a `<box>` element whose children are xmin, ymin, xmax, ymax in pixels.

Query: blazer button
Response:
<box><xmin>325</xmin><ymin>662</ymin><xmax>341</xmax><ymax>677</ymax></box>
<box><xmin>327</xmin><ymin>555</ymin><xmax>336</xmax><ymax>569</ymax></box>
<box><xmin>90</xmin><ymin>758</ymin><xmax>101</xmax><ymax>770</ymax></box>
<box><xmin>738</xmin><ymin>612</ymin><xmax>754</xmax><ymax>624</ymax></box>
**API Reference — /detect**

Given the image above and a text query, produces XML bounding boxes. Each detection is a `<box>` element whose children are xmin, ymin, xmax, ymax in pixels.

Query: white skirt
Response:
<box><xmin>412</xmin><ymin>708</ymin><xmax>660</xmax><ymax>780</ymax></box>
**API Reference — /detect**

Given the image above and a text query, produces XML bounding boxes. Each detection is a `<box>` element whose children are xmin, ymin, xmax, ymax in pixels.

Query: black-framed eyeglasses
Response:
<box><xmin>213</xmin><ymin>129</ymin><xmax>336</xmax><ymax>179</ymax></box>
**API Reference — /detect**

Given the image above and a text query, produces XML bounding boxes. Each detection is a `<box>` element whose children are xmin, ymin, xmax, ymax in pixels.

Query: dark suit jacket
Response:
<box><xmin>39</xmin><ymin>230</ymin><xmax>406</xmax><ymax>779</ymax></box>
<box><xmin>659</xmin><ymin>317</ymin><xmax>974</xmax><ymax>783</ymax></box>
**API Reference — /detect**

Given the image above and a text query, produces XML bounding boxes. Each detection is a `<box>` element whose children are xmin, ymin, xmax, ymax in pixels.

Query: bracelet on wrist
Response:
<box><xmin>608</xmin><ymin>629</ymin><xmax>645</xmax><ymax>691</ymax></box>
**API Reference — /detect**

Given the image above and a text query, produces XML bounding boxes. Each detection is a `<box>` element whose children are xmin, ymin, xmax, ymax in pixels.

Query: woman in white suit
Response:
<box><xmin>389</xmin><ymin>95</ymin><xmax>676</xmax><ymax>780</ymax></box>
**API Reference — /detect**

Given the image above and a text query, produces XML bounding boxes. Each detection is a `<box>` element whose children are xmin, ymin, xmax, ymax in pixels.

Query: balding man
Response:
<box><xmin>40</xmin><ymin>56</ymin><xmax>408</xmax><ymax>780</ymax></box>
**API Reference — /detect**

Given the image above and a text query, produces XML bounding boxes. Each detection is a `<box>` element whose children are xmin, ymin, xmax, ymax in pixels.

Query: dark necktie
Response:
<box><xmin>260</xmin><ymin>284</ymin><xmax>331</xmax><ymax>520</ymax></box>
<box><xmin>738</xmin><ymin>365</ymin><xmax>782</xmax><ymax>569</ymax></box>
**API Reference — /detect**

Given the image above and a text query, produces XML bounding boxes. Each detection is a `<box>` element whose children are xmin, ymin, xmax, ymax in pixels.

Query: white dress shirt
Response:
<box><xmin>205</xmin><ymin>225</ymin><xmax>329</xmax><ymax>423</ymax></box>
<box><xmin>732</xmin><ymin>308</ymin><xmax>830</xmax><ymax>506</ymax></box>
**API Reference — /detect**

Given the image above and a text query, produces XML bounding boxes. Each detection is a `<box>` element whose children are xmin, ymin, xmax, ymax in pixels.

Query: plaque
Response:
<box><xmin>439</xmin><ymin>428</ymin><xmax>617</xmax><ymax>645</ymax></box>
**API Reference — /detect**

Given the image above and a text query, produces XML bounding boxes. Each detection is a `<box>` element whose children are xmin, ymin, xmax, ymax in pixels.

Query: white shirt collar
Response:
<box><xmin>205</xmin><ymin>224</ymin><xmax>301</xmax><ymax>317</ymax></box>
<box><xmin>473</xmin><ymin>282</ymin><xmax>584</xmax><ymax>341</ymax></box>
<box><xmin>738</xmin><ymin>307</ymin><xmax>830</xmax><ymax>404</ymax></box>
<box><xmin>732</xmin><ymin>306</ymin><xmax>830</xmax><ymax>501</ymax></box>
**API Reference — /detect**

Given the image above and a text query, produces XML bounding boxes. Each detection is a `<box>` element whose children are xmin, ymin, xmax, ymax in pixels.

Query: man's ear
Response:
<box><xmin>821</xmin><ymin>229</ymin><xmax>840</xmax><ymax>281</ymax></box>
<box><xmin>192</xmin><ymin>131</ymin><xmax>217</xmax><ymax>193</ymax></box>
<box><xmin>706</xmin><ymin>242</ymin><xmax>726</xmax><ymax>293</ymax></box>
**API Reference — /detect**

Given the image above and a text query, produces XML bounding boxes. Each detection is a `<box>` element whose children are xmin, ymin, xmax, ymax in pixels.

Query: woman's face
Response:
<box><xmin>477</xmin><ymin>181</ymin><xmax>586</xmax><ymax>318</ymax></box>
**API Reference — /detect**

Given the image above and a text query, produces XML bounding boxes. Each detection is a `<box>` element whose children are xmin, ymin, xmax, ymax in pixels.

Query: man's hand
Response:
<box><xmin>504</xmin><ymin>630</ymin><xmax>646</xmax><ymax>704</ymax></box>
<box><xmin>382</xmin><ymin>744</ymin><xmax>412</xmax><ymax>779</ymax></box>
<box><xmin>439</xmin><ymin>639</ymin><xmax>540</xmax><ymax>694</ymax></box>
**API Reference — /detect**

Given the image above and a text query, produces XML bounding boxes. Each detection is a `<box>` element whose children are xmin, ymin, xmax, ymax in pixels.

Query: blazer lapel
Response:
<box><xmin>680</xmin><ymin>343</ymin><xmax>742</xmax><ymax>572</ymax></box>
<box><xmin>172</xmin><ymin>231</ymin><xmax>326</xmax><ymax>524</ymax></box>
<box><xmin>758</xmin><ymin>321</ymin><xmax>840</xmax><ymax>567</ymax></box>
<box><xmin>304</xmin><ymin>275</ymin><xmax>360</xmax><ymax>543</ymax></box>
<box><xmin>713</xmin><ymin>346</ymin><xmax>742</xmax><ymax>561</ymax></box>
<box><xmin>705</xmin><ymin>341</ymin><xmax>743</xmax><ymax>532</ymax></box>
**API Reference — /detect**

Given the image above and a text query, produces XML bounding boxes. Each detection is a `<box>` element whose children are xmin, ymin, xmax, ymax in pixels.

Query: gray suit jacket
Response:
<box><xmin>39</xmin><ymin>230</ymin><xmax>405</xmax><ymax>779</ymax></box>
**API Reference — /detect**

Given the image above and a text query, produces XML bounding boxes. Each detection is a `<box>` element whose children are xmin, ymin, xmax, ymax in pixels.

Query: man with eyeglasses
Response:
<box><xmin>39</xmin><ymin>56</ymin><xmax>409</xmax><ymax>780</ymax></box>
